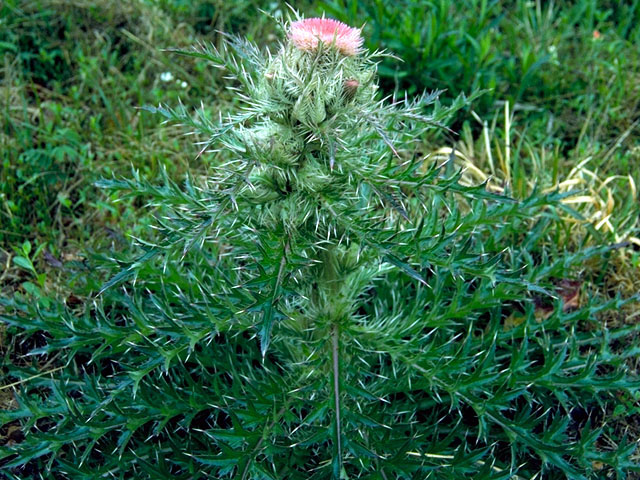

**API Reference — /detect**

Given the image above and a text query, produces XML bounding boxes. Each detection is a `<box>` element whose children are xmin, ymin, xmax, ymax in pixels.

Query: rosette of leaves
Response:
<box><xmin>1</xmin><ymin>14</ymin><xmax>639</xmax><ymax>480</ymax></box>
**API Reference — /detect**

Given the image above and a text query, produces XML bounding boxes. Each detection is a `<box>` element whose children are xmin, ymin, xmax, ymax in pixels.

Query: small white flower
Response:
<box><xmin>547</xmin><ymin>45</ymin><xmax>559</xmax><ymax>65</ymax></box>
<box><xmin>181</xmin><ymin>81</ymin><xmax>188</xmax><ymax>89</ymax></box>
<box><xmin>160</xmin><ymin>71</ymin><xmax>174</xmax><ymax>82</ymax></box>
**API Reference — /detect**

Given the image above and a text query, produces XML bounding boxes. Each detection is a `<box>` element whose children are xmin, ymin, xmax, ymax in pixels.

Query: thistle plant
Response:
<box><xmin>1</xmin><ymin>14</ymin><xmax>639</xmax><ymax>480</ymax></box>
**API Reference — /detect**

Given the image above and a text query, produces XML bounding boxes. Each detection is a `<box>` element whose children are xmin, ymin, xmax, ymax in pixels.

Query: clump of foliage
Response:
<box><xmin>1</xmin><ymin>13</ymin><xmax>639</xmax><ymax>480</ymax></box>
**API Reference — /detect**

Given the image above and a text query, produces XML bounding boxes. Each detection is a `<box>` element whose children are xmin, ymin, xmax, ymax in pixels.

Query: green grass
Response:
<box><xmin>1</xmin><ymin>0</ymin><xmax>639</xmax><ymax>477</ymax></box>
<box><xmin>0</xmin><ymin>0</ymin><xmax>303</xmax><ymax>289</ymax></box>
<box><xmin>319</xmin><ymin>0</ymin><xmax>640</xmax><ymax>154</ymax></box>
<box><xmin>1</xmin><ymin>1</ymin><xmax>196</xmax><ymax>251</ymax></box>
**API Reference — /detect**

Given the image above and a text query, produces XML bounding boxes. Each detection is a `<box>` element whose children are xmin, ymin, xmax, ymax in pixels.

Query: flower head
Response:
<box><xmin>288</xmin><ymin>18</ymin><xmax>363</xmax><ymax>56</ymax></box>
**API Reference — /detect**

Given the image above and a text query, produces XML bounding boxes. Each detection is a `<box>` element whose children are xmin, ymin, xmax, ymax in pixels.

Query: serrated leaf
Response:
<box><xmin>385</xmin><ymin>253</ymin><xmax>429</xmax><ymax>286</ymax></box>
<box><xmin>98</xmin><ymin>248</ymin><xmax>161</xmax><ymax>295</ymax></box>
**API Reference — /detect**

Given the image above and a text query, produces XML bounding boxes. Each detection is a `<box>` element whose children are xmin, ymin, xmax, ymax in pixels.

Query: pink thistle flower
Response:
<box><xmin>288</xmin><ymin>18</ymin><xmax>363</xmax><ymax>56</ymax></box>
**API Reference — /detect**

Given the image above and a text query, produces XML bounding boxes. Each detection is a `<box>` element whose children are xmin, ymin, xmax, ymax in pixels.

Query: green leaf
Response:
<box><xmin>98</xmin><ymin>248</ymin><xmax>161</xmax><ymax>295</ymax></box>
<box><xmin>13</xmin><ymin>255</ymin><xmax>35</xmax><ymax>274</ymax></box>
<box><xmin>385</xmin><ymin>253</ymin><xmax>429</xmax><ymax>286</ymax></box>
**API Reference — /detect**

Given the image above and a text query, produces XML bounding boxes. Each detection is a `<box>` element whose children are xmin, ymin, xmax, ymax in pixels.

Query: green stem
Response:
<box><xmin>318</xmin><ymin>246</ymin><xmax>344</xmax><ymax>476</ymax></box>
<box><xmin>331</xmin><ymin>322</ymin><xmax>342</xmax><ymax>473</ymax></box>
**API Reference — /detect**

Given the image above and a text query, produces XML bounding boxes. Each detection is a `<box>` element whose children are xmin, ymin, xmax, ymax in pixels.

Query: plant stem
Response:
<box><xmin>318</xmin><ymin>246</ymin><xmax>344</xmax><ymax>476</ymax></box>
<box><xmin>331</xmin><ymin>322</ymin><xmax>342</xmax><ymax>474</ymax></box>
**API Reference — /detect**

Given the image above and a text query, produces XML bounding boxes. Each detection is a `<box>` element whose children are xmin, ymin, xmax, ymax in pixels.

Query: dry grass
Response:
<box><xmin>430</xmin><ymin>100</ymin><xmax>639</xmax><ymax>305</ymax></box>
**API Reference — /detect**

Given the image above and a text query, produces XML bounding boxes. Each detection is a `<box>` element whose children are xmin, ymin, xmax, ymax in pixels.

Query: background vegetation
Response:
<box><xmin>1</xmin><ymin>0</ymin><xmax>639</xmax><ymax>478</ymax></box>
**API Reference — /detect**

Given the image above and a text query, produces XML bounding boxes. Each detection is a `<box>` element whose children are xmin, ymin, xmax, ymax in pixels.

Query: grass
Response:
<box><xmin>1</xmin><ymin>0</ymin><xmax>639</xmax><ymax>476</ymax></box>
<box><xmin>319</xmin><ymin>0</ymin><xmax>640</xmax><ymax>151</ymax></box>
<box><xmin>0</xmin><ymin>0</ymin><xmax>300</xmax><ymax>292</ymax></box>
<box><xmin>1</xmin><ymin>1</ymin><xmax>197</xmax><ymax>250</ymax></box>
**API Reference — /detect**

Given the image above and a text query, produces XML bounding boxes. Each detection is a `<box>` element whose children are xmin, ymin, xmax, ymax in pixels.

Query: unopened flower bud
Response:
<box><xmin>344</xmin><ymin>79</ymin><xmax>359</xmax><ymax>101</ymax></box>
